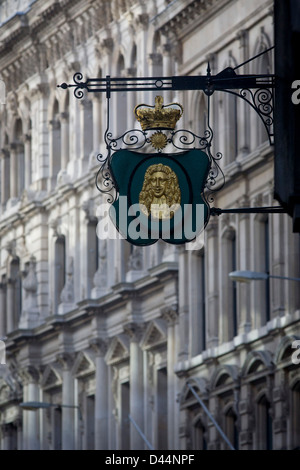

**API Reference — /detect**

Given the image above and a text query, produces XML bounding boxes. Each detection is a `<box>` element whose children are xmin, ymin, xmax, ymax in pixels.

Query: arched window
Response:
<box><xmin>120</xmin><ymin>380</ymin><xmax>130</xmax><ymax>450</ymax></box>
<box><xmin>156</xmin><ymin>366</ymin><xmax>168</xmax><ymax>450</ymax></box>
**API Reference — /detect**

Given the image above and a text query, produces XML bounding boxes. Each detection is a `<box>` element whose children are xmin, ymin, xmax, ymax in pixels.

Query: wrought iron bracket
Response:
<box><xmin>58</xmin><ymin>66</ymin><xmax>275</xmax><ymax>145</ymax></box>
<box><xmin>211</xmin><ymin>206</ymin><xmax>286</xmax><ymax>216</ymax></box>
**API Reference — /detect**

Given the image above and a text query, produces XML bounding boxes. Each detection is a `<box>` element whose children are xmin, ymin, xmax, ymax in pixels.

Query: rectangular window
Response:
<box><xmin>157</xmin><ymin>367</ymin><xmax>168</xmax><ymax>450</ymax></box>
<box><xmin>86</xmin><ymin>395</ymin><xmax>95</xmax><ymax>450</ymax></box>
<box><xmin>121</xmin><ymin>382</ymin><xmax>130</xmax><ymax>450</ymax></box>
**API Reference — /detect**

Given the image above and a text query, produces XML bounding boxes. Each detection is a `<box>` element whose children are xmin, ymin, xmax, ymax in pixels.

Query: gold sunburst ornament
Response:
<box><xmin>150</xmin><ymin>131</ymin><xmax>168</xmax><ymax>150</ymax></box>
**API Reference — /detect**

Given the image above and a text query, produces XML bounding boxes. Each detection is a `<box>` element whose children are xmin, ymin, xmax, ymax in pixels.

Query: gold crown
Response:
<box><xmin>134</xmin><ymin>96</ymin><xmax>183</xmax><ymax>131</ymax></box>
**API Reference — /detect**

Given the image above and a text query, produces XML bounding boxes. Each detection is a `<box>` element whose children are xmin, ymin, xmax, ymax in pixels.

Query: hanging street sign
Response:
<box><xmin>58</xmin><ymin>53</ymin><xmax>288</xmax><ymax>246</ymax></box>
<box><xmin>94</xmin><ymin>94</ymin><xmax>218</xmax><ymax>246</ymax></box>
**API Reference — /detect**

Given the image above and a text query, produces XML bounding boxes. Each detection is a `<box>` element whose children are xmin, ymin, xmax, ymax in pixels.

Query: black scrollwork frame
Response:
<box><xmin>93</xmin><ymin>89</ymin><xmax>224</xmax><ymax>210</ymax></box>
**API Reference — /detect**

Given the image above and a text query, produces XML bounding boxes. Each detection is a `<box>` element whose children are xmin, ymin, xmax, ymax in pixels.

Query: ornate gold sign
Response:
<box><xmin>139</xmin><ymin>163</ymin><xmax>181</xmax><ymax>219</ymax></box>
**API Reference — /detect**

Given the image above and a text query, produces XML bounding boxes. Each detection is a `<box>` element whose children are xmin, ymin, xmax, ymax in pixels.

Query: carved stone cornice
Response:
<box><xmin>135</xmin><ymin>13</ymin><xmax>149</xmax><ymax>31</ymax></box>
<box><xmin>89</xmin><ymin>338</ymin><xmax>108</xmax><ymax>357</ymax></box>
<box><xmin>124</xmin><ymin>67</ymin><xmax>137</xmax><ymax>78</ymax></box>
<box><xmin>148</xmin><ymin>53</ymin><xmax>162</xmax><ymax>67</ymax></box>
<box><xmin>82</xmin><ymin>200</ymin><xmax>97</xmax><ymax>223</ymax></box>
<box><xmin>161</xmin><ymin>304</ymin><xmax>179</xmax><ymax>325</ymax></box>
<box><xmin>19</xmin><ymin>365</ymin><xmax>40</xmax><ymax>385</ymax></box>
<box><xmin>22</xmin><ymin>133</ymin><xmax>31</xmax><ymax>144</ymax></box>
<box><xmin>156</xmin><ymin>0</ymin><xmax>220</xmax><ymax>38</ymax></box>
<box><xmin>237</xmin><ymin>195</ymin><xmax>250</xmax><ymax>220</ymax></box>
<box><xmin>30</xmin><ymin>83</ymin><xmax>49</xmax><ymax>99</ymax></box>
<box><xmin>49</xmin><ymin>119</ymin><xmax>60</xmax><ymax>130</ymax></box>
<box><xmin>100</xmin><ymin>38</ymin><xmax>114</xmax><ymax>55</ymax></box>
<box><xmin>56</xmin><ymin>352</ymin><xmax>74</xmax><ymax>371</ymax></box>
<box><xmin>60</xmin><ymin>112</ymin><xmax>69</xmax><ymax>122</ymax></box>
<box><xmin>123</xmin><ymin>322</ymin><xmax>145</xmax><ymax>342</ymax></box>
<box><xmin>236</xmin><ymin>28</ymin><xmax>249</xmax><ymax>48</ymax></box>
<box><xmin>0</xmin><ymin>148</ymin><xmax>9</xmax><ymax>159</ymax></box>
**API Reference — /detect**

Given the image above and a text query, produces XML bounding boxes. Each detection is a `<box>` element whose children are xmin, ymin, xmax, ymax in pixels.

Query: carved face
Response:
<box><xmin>150</xmin><ymin>171</ymin><xmax>168</xmax><ymax>198</ymax></box>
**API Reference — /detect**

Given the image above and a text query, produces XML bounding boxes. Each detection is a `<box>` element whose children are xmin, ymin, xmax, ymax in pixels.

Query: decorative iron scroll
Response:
<box><xmin>95</xmin><ymin>106</ymin><xmax>224</xmax><ymax>208</ymax></box>
<box><xmin>223</xmin><ymin>87</ymin><xmax>274</xmax><ymax>145</ymax></box>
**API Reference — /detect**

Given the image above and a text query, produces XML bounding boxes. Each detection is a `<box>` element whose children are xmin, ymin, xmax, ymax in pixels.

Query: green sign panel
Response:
<box><xmin>109</xmin><ymin>148</ymin><xmax>210</xmax><ymax>246</ymax></box>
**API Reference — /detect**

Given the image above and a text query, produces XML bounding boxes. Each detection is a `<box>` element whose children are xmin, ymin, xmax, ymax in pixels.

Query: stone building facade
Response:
<box><xmin>0</xmin><ymin>0</ymin><xmax>299</xmax><ymax>450</ymax></box>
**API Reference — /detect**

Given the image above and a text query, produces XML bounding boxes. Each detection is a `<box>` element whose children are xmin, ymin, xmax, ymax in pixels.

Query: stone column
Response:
<box><xmin>31</xmin><ymin>83</ymin><xmax>49</xmax><ymax>192</ymax></box>
<box><xmin>239</xmin><ymin>384</ymin><xmax>254</xmax><ymax>450</ymax></box>
<box><xmin>125</xmin><ymin>68</ymin><xmax>137</xmax><ymax>130</ymax></box>
<box><xmin>162</xmin><ymin>43</ymin><xmax>173</xmax><ymax>103</ymax></box>
<box><xmin>60</xmin><ymin>112</ymin><xmax>69</xmax><ymax>170</ymax></box>
<box><xmin>48</xmin><ymin>119</ymin><xmax>61</xmax><ymax>190</ymax></box>
<box><xmin>56</xmin><ymin>353</ymin><xmax>75</xmax><ymax>450</ymax></box>
<box><xmin>92</xmin><ymin>95</ymin><xmax>101</xmax><ymax>155</ymax></box>
<box><xmin>90</xmin><ymin>338</ymin><xmax>108</xmax><ymax>450</ymax></box>
<box><xmin>6</xmin><ymin>279</ymin><xmax>15</xmax><ymax>333</ymax></box>
<box><xmin>123</xmin><ymin>323</ymin><xmax>144</xmax><ymax>450</ymax></box>
<box><xmin>206</xmin><ymin>220</ymin><xmax>219</xmax><ymax>347</ymax></box>
<box><xmin>273</xmin><ymin>370</ymin><xmax>288</xmax><ymax>450</ymax></box>
<box><xmin>135</xmin><ymin>14</ymin><xmax>149</xmax><ymax>103</ymax></box>
<box><xmin>162</xmin><ymin>305</ymin><xmax>179</xmax><ymax>450</ymax></box>
<box><xmin>9</xmin><ymin>143</ymin><xmax>18</xmax><ymax>199</ymax></box>
<box><xmin>148</xmin><ymin>53</ymin><xmax>162</xmax><ymax>78</ymax></box>
<box><xmin>271</xmin><ymin>212</ymin><xmax>285</xmax><ymax>317</ymax></box>
<box><xmin>238</xmin><ymin>197</ymin><xmax>251</xmax><ymax>334</ymax></box>
<box><xmin>92</xmin><ymin>238</ymin><xmax>108</xmax><ymax>298</ymax></box>
<box><xmin>0</xmin><ymin>148</ymin><xmax>10</xmax><ymax>204</ymax></box>
<box><xmin>79</xmin><ymin>99</ymin><xmax>93</xmax><ymax>169</ymax></box>
<box><xmin>23</xmin><ymin>134</ymin><xmax>32</xmax><ymax>188</ymax></box>
<box><xmin>178</xmin><ymin>246</ymin><xmax>189</xmax><ymax>361</ymax></box>
<box><xmin>0</xmin><ymin>282</ymin><xmax>6</xmax><ymax>337</ymax></box>
<box><xmin>21</xmin><ymin>366</ymin><xmax>40</xmax><ymax>450</ymax></box>
<box><xmin>236</xmin><ymin>29</ymin><xmax>250</xmax><ymax>156</ymax></box>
